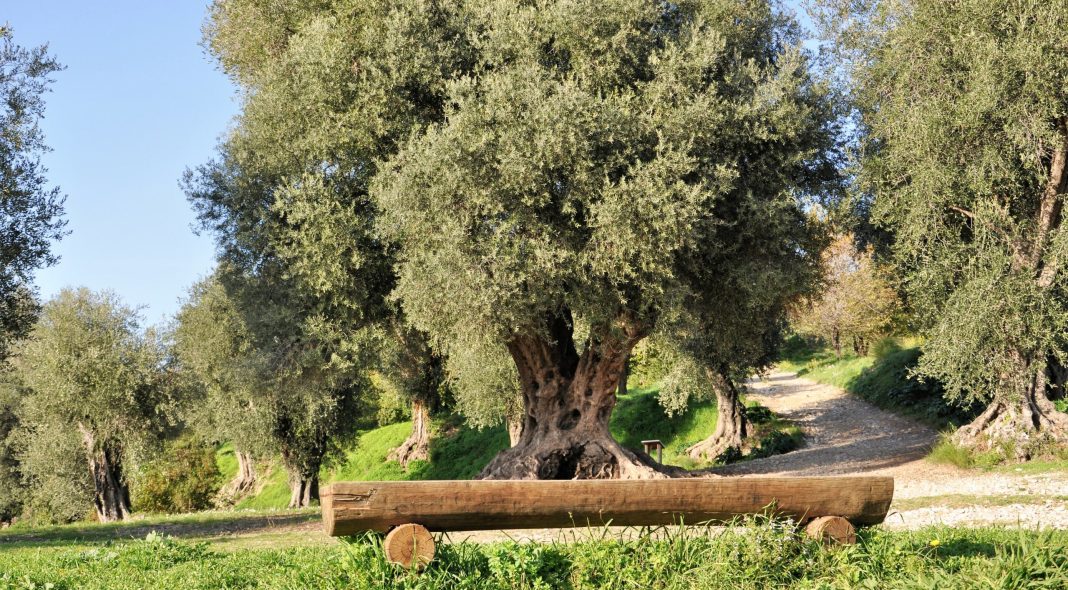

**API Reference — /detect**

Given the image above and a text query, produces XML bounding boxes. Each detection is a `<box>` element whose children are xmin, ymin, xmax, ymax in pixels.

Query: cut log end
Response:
<box><xmin>383</xmin><ymin>523</ymin><xmax>435</xmax><ymax>570</ymax></box>
<box><xmin>805</xmin><ymin>516</ymin><xmax>856</xmax><ymax>545</ymax></box>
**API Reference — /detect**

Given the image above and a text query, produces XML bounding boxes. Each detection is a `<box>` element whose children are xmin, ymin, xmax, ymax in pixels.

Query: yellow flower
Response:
<box><xmin>929</xmin><ymin>539</ymin><xmax>941</xmax><ymax>548</ymax></box>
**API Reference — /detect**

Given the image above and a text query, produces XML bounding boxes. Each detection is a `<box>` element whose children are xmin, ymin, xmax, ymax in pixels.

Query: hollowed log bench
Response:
<box><xmin>322</xmin><ymin>477</ymin><xmax>894</xmax><ymax>569</ymax></box>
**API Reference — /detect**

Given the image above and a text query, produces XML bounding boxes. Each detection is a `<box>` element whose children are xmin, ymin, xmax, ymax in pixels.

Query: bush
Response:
<box><xmin>871</xmin><ymin>336</ymin><xmax>903</xmax><ymax>360</ymax></box>
<box><xmin>133</xmin><ymin>437</ymin><xmax>221</xmax><ymax>514</ymax></box>
<box><xmin>848</xmin><ymin>347</ymin><xmax>978</xmax><ymax>429</ymax></box>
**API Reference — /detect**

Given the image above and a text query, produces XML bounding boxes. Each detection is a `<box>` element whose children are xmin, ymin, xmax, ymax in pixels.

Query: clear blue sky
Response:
<box><xmin>6</xmin><ymin>1</ymin><xmax>236</xmax><ymax>325</ymax></box>
<box><xmin>6</xmin><ymin>1</ymin><xmax>812</xmax><ymax>326</ymax></box>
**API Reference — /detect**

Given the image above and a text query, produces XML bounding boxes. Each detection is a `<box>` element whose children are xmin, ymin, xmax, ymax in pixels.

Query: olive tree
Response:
<box><xmin>13</xmin><ymin>288</ymin><xmax>169</xmax><ymax>522</ymax></box>
<box><xmin>172</xmin><ymin>275</ymin><xmax>265</xmax><ymax>499</ymax></box>
<box><xmin>199</xmin><ymin>0</ymin><xmax>836</xmax><ymax>479</ymax></box>
<box><xmin>374</xmin><ymin>0</ymin><xmax>837</xmax><ymax>478</ymax></box>
<box><xmin>818</xmin><ymin>0</ymin><xmax>1068</xmax><ymax>456</ymax></box>
<box><xmin>0</xmin><ymin>29</ymin><xmax>66</xmax><ymax>357</ymax></box>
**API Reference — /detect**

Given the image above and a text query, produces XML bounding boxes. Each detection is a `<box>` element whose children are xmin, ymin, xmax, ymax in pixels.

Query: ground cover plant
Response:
<box><xmin>3</xmin><ymin>521</ymin><xmax>1068</xmax><ymax>589</ymax></box>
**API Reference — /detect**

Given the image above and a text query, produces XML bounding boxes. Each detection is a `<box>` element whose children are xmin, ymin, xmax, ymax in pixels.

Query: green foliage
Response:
<box><xmin>197</xmin><ymin>0</ymin><xmax>838</xmax><ymax>435</ymax></box>
<box><xmin>0</xmin><ymin>29</ymin><xmax>67</xmax><ymax>360</ymax></box>
<box><xmin>11</xmin><ymin>288</ymin><xmax>171</xmax><ymax>522</ymax></box>
<box><xmin>4</xmin><ymin>523</ymin><xmax>1068</xmax><ymax>589</ymax></box>
<box><xmin>9</xmin><ymin>419</ymin><xmax>91</xmax><ymax>524</ymax></box>
<box><xmin>826</xmin><ymin>0</ymin><xmax>1068</xmax><ymax>408</ymax></box>
<box><xmin>172</xmin><ymin>274</ymin><xmax>373</xmax><ymax>496</ymax></box>
<box><xmin>627</xmin><ymin>340</ymin><xmax>671</xmax><ymax>390</ymax></box>
<box><xmin>133</xmin><ymin>437</ymin><xmax>221</xmax><ymax>514</ymax></box>
<box><xmin>870</xmin><ymin>336</ymin><xmax>902</xmax><ymax>360</ymax></box>
<box><xmin>373</xmin><ymin>0</ymin><xmax>836</xmax><ymax>362</ymax></box>
<box><xmin>0</xmin><ymin>373</ymin><xmax>24</xmax><ymax>522</ymax></box>
<box><xmin>849</xmin><ymin>348</ymin><xmax>979</xmax><ymax>429</ymax></box>
<box><xmin>779</xmin><ymin>341</ymin><xmax>977</xmax><ymax>430</ymax></box>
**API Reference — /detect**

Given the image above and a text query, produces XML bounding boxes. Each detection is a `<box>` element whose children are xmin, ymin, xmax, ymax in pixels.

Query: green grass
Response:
<box><xmin>0</xmin><ymin>508</ymin><xmax>317</xmax><ymax>547</ymax></box>
<box><xmin>927</xmin><ymin>435</ymin><xmax>1068</xmax><ymax>472</ymax></box>
<box><xmin>215</xmin><ymin>443</ymin><xmax>239</xmax><ymax>483</ymax></box>
<box><xmin>4</xmin><ymin>523</ymin><xmax>1068</xmax><ymax>589</ymax></box>
<box><xmin>610</xmin><ymin>386</ymin><xmax>719</xmax><ymax>469</ymax></box>
<box><xmin>893</xmin><ymin>493</ymin><xmax>1068</xmax><ymax>511</ymax></box>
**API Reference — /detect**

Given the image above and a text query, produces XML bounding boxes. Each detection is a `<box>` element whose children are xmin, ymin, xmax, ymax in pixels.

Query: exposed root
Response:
<box><xmin>952</xmin><ymin>395</ymin><xmax>1068</xmax><ymax>460</ymax></box>
<box><xmin>478</xmin><ymin>436</ymin><xmax>689</xmax><ymax>480</ymax></box>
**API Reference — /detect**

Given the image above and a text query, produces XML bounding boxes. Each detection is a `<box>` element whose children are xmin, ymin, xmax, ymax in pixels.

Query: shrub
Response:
<box><xmin>133</xmin><ymin>437</ymin><xmax>221</xmax><ymax>513</ymax></box>
<box><xmin>871</xmin><ymin>336</ymin><xmax>903</xmax><ymax>360</ymax></box>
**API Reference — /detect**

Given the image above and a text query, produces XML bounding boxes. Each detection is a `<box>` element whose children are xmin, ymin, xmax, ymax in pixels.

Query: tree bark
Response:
<box><xmin>77</xmin><ymin>424</ymin><xmax>131</xmax><ymax>522</ymax></box>
<box><xmin>281</xmin><ymin>450</ymin><xmax>321</xmax><ymax>508</ymax></box>
<box><xmin>617</xmin><ymin>353</ymin><xmax>630</xmax><ymax>396</ymax></box>
<box><xmin>832</xmin><ymin>326</ymin><xmax>842</xmax><ymax>358</ymax></box>
<box><xmin>507</xmin><ymin>414</ymin><xmax>523</xmax><ymax>447</ymax></box>
<box><xmin>389</xmin><ymin>399</ymin><xmax>432</xmax><ymax>468</ymax></box>
<box><xmin>479</xmin><ymin>313</ymin><xmax>679</xmax><ymax>480</ymax></box>
<box><xmin>219</xmin><ymin>450</ymin><xmax>257</xmax><ymax>503</ymax></box>
<box><xmin>953</xmin><ymin>354</ymin><xmax>1068</xmax><ymax>459</ymax></box>
<box><xmin>234</xmin><ymin>450</ymin><xmax>257</xmax><ymax>493</ymax></box>
<box><xmin>687</xmin><ymin>371</ymin><xmax>748</xmax><ymax>461</ymax></box>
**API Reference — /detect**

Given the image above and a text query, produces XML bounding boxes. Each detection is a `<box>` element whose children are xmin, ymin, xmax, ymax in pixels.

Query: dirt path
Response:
<box><xmin>719</xmin><ymin>371</ymin><xmax>1068</xmax><ymax>529</ymax></box>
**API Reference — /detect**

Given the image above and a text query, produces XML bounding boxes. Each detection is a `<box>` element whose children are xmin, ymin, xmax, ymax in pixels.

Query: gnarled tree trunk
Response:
<box><xmin>507</xmin><ymin>414</ymin><xmax>523</xmax><ymax>447</ymax></box>
<box><xmin>233</xmin><ymin>450</ymin><xmax>257</xmax><ymax>494</ymax></box>
<box><xmin>286</xmin><ymin>469</ymin><xmax>319</xmax><ymax>509</ymax></box>
<box><xmin>479</xmin><ymin>313</ymin><xmax>678</xmax><ymax>480</ymax></box>
<box><xmin>281</xmin><ymin>449</ymin><xmax>321</xmax><ymax>508</ymax></box>
<box><xmin>78</xmin><ymin>424</ymin><xmax>131</xmax><ymax>522</ymax></box>
<box><xmin>617</xmin><ymin>352</ymin><xmax>630</xmax><ymax>396</ymax></box>
<box><xmin>218</xmin><ymin>450</ymin><xmax>257</xmax><ymax>503</ymax></box>
<box><xmin>687</xmin><ymin>371</ymin><xmax>748</xmax><ymax>461</ymax></box>
<box><xmin>953</xmin><ymin>354</ymin><xmax>1068</xmax><ymax>459</ymax></box>
<box><xmin>389</xmin><ymin>399</ymin><xmax>432</xmax><ymax>468</ymax></box>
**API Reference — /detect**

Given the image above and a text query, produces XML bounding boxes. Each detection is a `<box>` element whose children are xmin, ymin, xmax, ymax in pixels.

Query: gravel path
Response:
<box><xmin>720</xmin><ymin>371</ymin><xmax>1068</xmax><ymax>530</ymax></box>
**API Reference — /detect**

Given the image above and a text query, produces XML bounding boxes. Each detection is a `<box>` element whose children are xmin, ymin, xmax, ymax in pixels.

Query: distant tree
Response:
<box><xmin>818</xmin><ymin>0</ymin><xmax>1068</xmax><ymax>456</ymax></box>
<box><xmin>792</xmin><ymin>233</ymin><xmax>900</xmax><ymax>357</ymax></box>
<box><xmin>170</xmin><ymin>267</ymin><xmax>371</xmax><ymax>508</ymax></box>
<box><xmin>12</xmin><ymin>289</ymin><xmax>170</xmax><ymax>522</ymax></box>
<box><xmin>658</xmin><ymin>236</ymin><xmax>818</xmax><ymax>461</ymax></box>
<box><xmin>0</xmin><ymin>372</ymin><xmax>23</xmax><ymax>522</ymax></box>
<box><xmin>172</xmin><ymin>275</ymin><xmax>264</xmax><ymax>500</ymax></box>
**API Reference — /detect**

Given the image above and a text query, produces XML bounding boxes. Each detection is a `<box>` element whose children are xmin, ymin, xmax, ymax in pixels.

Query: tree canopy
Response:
<box><xmin>12</xmin><ymin>288</ymin><xmax>170</xmax><ymax>521</ymax></box>
<box><xmin>0</xmin><ymin>29</ymin><xmax>66</xmax><ymax>358</ymax></box>
<box><xmin>196</xmin><ymin>0</ymin><xmax>839</xmax><ymax>478</ymax></box>
<box><xmin>821</xmin><ymin>0</ymin><xmax>1068</xmax><ymax>454</ymax></box>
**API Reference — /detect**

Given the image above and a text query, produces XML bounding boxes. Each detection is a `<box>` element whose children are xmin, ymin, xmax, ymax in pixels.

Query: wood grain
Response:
<box><xmin>804</xmin><ymin>515</ymin><xmax>857</xmax><ymax>545</ymax></box>
<box><xmin>321</xmin><ymin>477</ymin><xmax>893</xmax><ymax>536</ymax></box>
<box><xmin>383</xmin><ymin>523</ymin><xmax>435</xmax><ymax>569</ymax></box>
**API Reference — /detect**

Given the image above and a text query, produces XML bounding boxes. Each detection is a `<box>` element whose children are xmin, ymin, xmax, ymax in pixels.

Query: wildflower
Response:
<box><xmin>928</xmin><ymin>539</ymin><xmax>940</xmax><ymax>548</ymax></box>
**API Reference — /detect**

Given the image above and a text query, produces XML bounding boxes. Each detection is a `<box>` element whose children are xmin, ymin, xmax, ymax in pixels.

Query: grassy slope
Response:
<box><xmin>233</xmin><ymin>386</ymin><xmax>798</xmax><ymax>508</ymax></box>
<box><xmin>5</xmin><ymin>523</ymin><xmax>1068</xmax><ymax>589</ymax></box>
<box><xmin>778</xmin><ymin>341</ymin><xmax>975</xmax><ymax>430</ymax></box>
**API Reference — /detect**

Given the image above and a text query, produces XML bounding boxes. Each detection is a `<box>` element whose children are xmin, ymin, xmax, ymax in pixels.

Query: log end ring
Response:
<box><xmin>805</xmin><ymin>516</ymin><xmax>857</xmax><ymax>545</ymax></box>
<box><xmin>383</xmin><ymin>523</ymin><xmax>435</xmax><ymax>570</ymax></box>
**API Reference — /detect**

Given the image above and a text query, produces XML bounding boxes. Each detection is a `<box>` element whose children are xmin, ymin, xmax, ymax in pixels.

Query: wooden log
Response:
<box><xmin>383</xmin><ymin>523</ymin><xmax>435</xmax><ymax>569</ymax></box>
<box><xmin>321</xmin><ymin>477</ymin><xmax>893</xmax><ymax>536</ymax></box>
<box><xmin>804</xmin><ymin>515</ymin><xmax>857</xmax><ymax>545</ymax></box>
